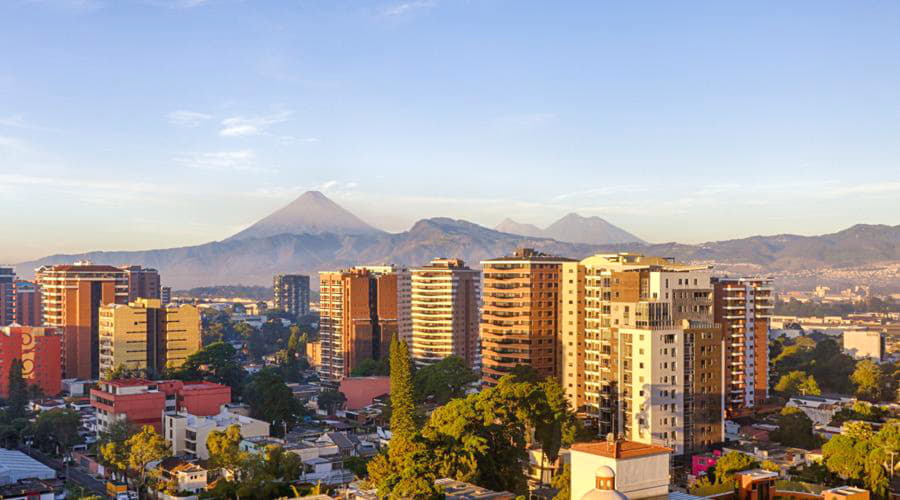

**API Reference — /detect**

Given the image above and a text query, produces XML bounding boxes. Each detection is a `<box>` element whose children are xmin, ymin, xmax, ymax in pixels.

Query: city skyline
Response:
<box><xmin>3</xmin><ymin>1</ymin><xmax>900</xmax><ymax>262</ymax></box>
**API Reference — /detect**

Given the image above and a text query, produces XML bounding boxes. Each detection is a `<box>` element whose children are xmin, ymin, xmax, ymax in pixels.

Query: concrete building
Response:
<box><xmin>13</xmin><ymin>281</ymin><xmax>41</xmax><ymax>327</ymax></box>
<box><xmin>842</xmin><ymin>330</ymin><xmax>884</xmax><ymax>361</ymax></box>
<box><xmin>570</xmin><ymin>438</ymin><xmax>671</xmax><ymax>500</ymax></box>
<box><xmin>160</xmin><ymin>286</ymin><xmax>172</xmax><ymax>305</ymax></box>
<box><xmin>560</xmin><ymin>253</ymin><xmax>720</xmax><ymax>453</ymax></box>
<box><xmin>0</xmin><ymin>267</ymin><xmax>15</xmax><ymax>327</ymax></box>
<box><xmin>98</xmin><ymin>298</ymin><xmax>201</xmax><ymax>376</ymax></box>
<box><xmin>90</xmin><ymin>379</ymin><xmax>230</xmax><ymax>433</ymax></box>
<box><xmin>409</xmin><ymin>258</ymin><xmax>480</xmax><ymax>368</ymax></box>
<box><xmin>165</xmin><ymin>409</ymin><xmax>269</xmax><ymax>460</ymax></box>
<box><xmin>36</xmin><ymin>262</ymin><xmax>129</xmax><ymax>379</ymax></box>
<box><xmin>120</xmin><ymin>265</ymin><xmax>161</xmax><ymax>301</ymax></box>
<box><xmin>0</xmin><ymin>326</ymin><xmax>63</xmax><ymax>397</ymax></box>
<box><xmin>273</xmin><ymin>274</ymin><xmax>311</xmax><ymax>318</ymax></box>
<box><xmin>480</xmin><ymin>248</ymin><xmax>574</xmax><ymax>386</ymax></box>
<box><xmin>712</xmin><ymin>277</ymin><xmax>774</xmax><ymax>417</ymax></box>
<box><xmin>318</xmin><ymin>266</ymin><xmax>408</xmax><ymax>380</ymax></box>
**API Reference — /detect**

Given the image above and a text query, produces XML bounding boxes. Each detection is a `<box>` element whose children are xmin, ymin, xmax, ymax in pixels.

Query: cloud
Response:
<box><xmin>167</xmin><ymin>110</ymin><xmax>212</xmax><ymax>128</ymax></box>
<box><xmin>380</xmin><ymin>0</ymin><xmax>437</xmax><ymax>17</ymax></box>
<box><xmin>175</xmin><ymin>150</ymin><xmax>275</xmax><ymax>173</ymax></box>
<box><xmin>25</xmin><ymin>0</ymin><xmax>101</xmax><ymax>10</ymax></box>
<box><xmin>0</xmin><ymin>115</ymin><xmax>65</xmax><ymax>133</ymax></box>
<box><xmin>219</xmin><ymin>111</ymin><xmax>292</xmax><ymax>137</ymax></box>
<box><xmin>553</xmin><ymin>185</ymin><xmax>650</xmax><ymax>201</ymax></box>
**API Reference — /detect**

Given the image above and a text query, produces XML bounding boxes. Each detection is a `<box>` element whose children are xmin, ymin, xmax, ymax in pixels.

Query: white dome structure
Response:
<box><xmin>579</xmin><ymin>466</ymin><xmax>628</xmax><ymax>500</ymax></box>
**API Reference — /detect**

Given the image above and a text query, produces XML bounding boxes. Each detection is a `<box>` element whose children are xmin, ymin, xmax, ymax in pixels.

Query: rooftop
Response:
<box><xmin>571</xmin><ymin>439</ymin><xmax>672</xmax><ymax>459</ymax></box>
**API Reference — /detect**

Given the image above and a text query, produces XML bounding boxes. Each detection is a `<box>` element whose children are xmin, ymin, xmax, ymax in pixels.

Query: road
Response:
<box><xmin>18</xmin><ymin>446</ymin><xmax>107</xmax><ymax>497</ymax></box>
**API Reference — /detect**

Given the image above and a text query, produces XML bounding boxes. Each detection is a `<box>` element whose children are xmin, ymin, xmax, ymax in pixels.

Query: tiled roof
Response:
<box><xmin>571</xmin><ymin>439</ymin><xmax>671</xmax><ymax>459</ymax></box>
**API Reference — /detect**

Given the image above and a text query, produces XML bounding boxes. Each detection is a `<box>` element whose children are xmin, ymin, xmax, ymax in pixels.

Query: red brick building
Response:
<box><xmin>90</xmin><ymin>379</ymin><xmax>230</xmax><ymax>433</ymax></box>
<box><xmin>0</xmin><ymin>325</ymin><xmax>63</xmax><ymax>397</ymax></box>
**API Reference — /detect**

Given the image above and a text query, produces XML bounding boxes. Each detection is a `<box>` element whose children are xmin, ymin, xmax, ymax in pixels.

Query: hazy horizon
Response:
<box><xmin>2</xmin><ymin>1</ymin><xmax>900</xmax><ymax>262</ymax></box>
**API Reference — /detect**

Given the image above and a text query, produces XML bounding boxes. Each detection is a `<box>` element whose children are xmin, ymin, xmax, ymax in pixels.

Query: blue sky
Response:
<box><xmin>2</xmin><ymin>0</ymin><xmax>900</xmax><ymax>262</ymax></box>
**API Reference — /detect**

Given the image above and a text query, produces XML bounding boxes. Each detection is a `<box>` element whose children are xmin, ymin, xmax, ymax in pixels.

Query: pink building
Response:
<box><xmin>691</xmin><ymin>450</ymin><xmax>722</xmax><ymax>477</ymax></box>
<box><xmin>339</xmin><ymin>376</ymin><xmax>391</xmax><ymax>410</ymax></box>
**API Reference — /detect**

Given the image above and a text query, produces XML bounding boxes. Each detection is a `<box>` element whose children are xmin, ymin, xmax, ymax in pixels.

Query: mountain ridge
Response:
<box><xmin>494</xmin><ymin>212</ymin><xmax>645</xmax><ymax>244</ymax></box>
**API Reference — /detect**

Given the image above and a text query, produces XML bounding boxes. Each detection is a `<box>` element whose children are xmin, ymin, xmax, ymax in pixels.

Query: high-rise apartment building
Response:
<box><xmin>14</xmin><ymin>281</ymin><xmax>42</xmax><ymax>326</ymax></box>
<box><xmin>273</xmin><ymin>274</ymin><xmax>311</xmax><ymax>318</ymax></box>
<box><xmin>121</xmin><ymin>265</ymin><xmax>161</xmax><ymax>301</ymax></box>
<box><xmin>561</xmin><ymin>253</ymin><xmax>723</xmax><ymax>456</ymax></box>
<box><xmin>480</xmin><ymin>248</ymin><xmax>573</xmax><ymax>386</ymax></box>
<box><xmin>712</xmin><ymin>277</ymin><xmax>773</xmax><ymax>417</ymax></box>
<box><xmin>0</xmin><ymin>325</ymin><xmax>63</xmax><ymax>397</ymax></box>
<box><xmin>409</xmin><ymin>258</ymin><xmax>480</xmax><ymax>368</ymax></box>
<box><xmin>0</xmin><ymin>267</ymin><xmax>15</xmax><ymax>326</ymax></box>
<box><xmin>318</xmin><ymin>266</ymin><xmax>408</xmax><ymax>380</ymax></box>
<box><xmin>160</xmin><ymin>286</ymin><xmax>172</xmax><ymax>305</ymax></box>
<box><xmin>36</xmin><ymin>262</ymin><xmax>129</xmax><ymax>379</ymax></box>
<box><xmin>98</xmin><ymin>298</ymin><xmax>201</xmax><ymax>377</ymax></box>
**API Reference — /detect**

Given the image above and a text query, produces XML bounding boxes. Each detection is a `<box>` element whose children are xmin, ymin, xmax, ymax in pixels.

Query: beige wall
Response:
<box><xmin>570</xmin><ymin>448</ymin><xmax>670</xmax><ymax>500</ymax></box>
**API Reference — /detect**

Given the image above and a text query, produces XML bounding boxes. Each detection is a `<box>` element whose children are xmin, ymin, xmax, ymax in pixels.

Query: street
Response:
<box><xmin>18</xmin><ymin>446</ymin><xmax>107</xmax><ymax>497</ymax></box>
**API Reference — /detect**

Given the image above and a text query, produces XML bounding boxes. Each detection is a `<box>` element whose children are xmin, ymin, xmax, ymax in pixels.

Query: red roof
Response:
<box><xmin>106</xmin><ymin>378</ymin><xmax>156</xmax><ymax>387</ymax></box>
<box><xmin>339</xmin><ymin>376</ymin><xmax>391</xmax><ymax>410</ymax></box>
<box><xmin>571</xmin><ymin>440</ymin><xmax>672</xmax><ymax>459</ymax></box>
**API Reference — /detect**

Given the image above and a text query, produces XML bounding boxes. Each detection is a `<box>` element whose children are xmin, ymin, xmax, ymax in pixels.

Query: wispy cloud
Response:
<box><xmin>25</xmin><ymin>0</ymin><xmax>102</xmax><ymax>10</ymax></box>
<box><xmin>0</xmin><ymin>115</ymin><xmax>65</xmax><ymax>133</ymax></box>
<box><xmin>167</xmin><ymin>110</ymin><xmax>212</xmax><ymax>128</ymax></box>
<box><xmin>175</xmin><ymin>150</ymin><xmax>275</xmax><ymax>173</ymax></box>
<box><xmin>219</xmin><ymin>111</ymin><xmax>292</xmax><ymax>137</ymax></box>
<box><xmin>380</xmin><ymin>0</ymin><xmax>437</xmax><ymax>17</ymax></box>
<box><xmin>553</xmin><ymin>185</ymin><xmax>650</xmax><ymax>201</ymax></box>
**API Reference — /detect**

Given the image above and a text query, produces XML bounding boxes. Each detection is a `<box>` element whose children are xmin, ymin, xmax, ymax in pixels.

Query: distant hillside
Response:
<box><xmin>14</xmin><ymin>192</ymin><xmax>900</xmax><ymax>290</ymax></box>
<box><xmin>494</xmin><ymin>213</ymin><xmax>644</xmax><ymax>245</ymax></box>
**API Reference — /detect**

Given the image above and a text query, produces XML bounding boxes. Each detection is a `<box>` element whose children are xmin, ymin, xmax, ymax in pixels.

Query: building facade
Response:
<box><xmin>273</xmin><ymin>274</ymin><xmax>311</xmax><ymax>318</ymax></box>
<box><xmin>90</xmin><ymin>379</ymin><xmax>230</xmax><ymax>433</ymax></box>
<box><xmin>480</xmin><ymin>248</ymin><xmax>573</xmax><ymax>386</ymax></box>
<box><xmin>712</xmin><ymin>277</ymin><xmax>773</xmax><ymax>416</ymax></box>
<box><xmin>842</xmin><ymin>330</ymin><xmax>884</xmax><ymax>361</ymax></box>
<box><xmin>36</xmin><ymin>262</ymin><xmax>129</xmax><ymax>379</ymax></box>
<box><xmin>165</xmin><ymin>409</ymin><xmax>269</xmax><ymax>460</ymax></box>
<box><xmin>0</xmin><ymin>325</ymin><xmax>63</xmax><ymax>397</ymax></box>
<box><xmin>14</xmin><ymin>281</ymin><xmax>42</xmax><ymax>327</ymax></box>
<box><xmin>0</xmin><ymin>267</ymin><xmax>15</xmax><ymax>327</ymax></box>
<box><xmin>409</xmin><ymin>258</ymin><xmax>480</xmax><ymax>368</ymax></box>
<box><xmin>121</xmin><ymin>265</ymin><xmax>161</xmax><ymax>301</ymax></box>
<box><xmin>98</xmin><ymin>299</ymin><xmax>201</xmax><ymax>377</ymax></box>
<box><xmin>318</xmin><ymin>266</ymin><xmax>408</xmax><ymax>380</ymax></box>
<box><xmin>560</xmin><ymin>253</ymin><xmax>723</xmax><ymax>456</ymax></box>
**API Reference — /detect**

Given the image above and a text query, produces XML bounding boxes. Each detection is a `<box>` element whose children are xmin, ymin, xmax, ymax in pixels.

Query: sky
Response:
<box><xmin>2</xmin><ymin>0</ymin><xmax>900</xmax><ymax>263</ymax></box>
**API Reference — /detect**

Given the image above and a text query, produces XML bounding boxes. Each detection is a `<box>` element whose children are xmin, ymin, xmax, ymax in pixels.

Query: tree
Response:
<box><xmin>761</xmin><ymin>460</ymin><xmax>780</xmax><ymax>473</ymax></box>
<box><xmin>317</xmin><ymin>390</ymin><xmax>347</xmax><ymax>414</ymax></box>
<box><xmin>388</xmin><ymin>334</ymin><xmax>417</xmax><ymax>443</ymax></box>
<box><xmin>413</xmin><ymin>355</ymin><xmax>477</xmax><ymax>404</ymax></box>
<box><xmin>170</xmin><ymin>341</ymin><xmax>246</xmax><ymax>396</ymax></box>
<box><xmin>552</xmin><ymin>463</ymin><xmax>571</xmax><ymax>500</ymax></box>
<box><xmin>775</xmin><ymin>371</ymin><xmax>821</xmax><ymax>396</ymax></box>
<box><xmin>30</xmin><ymin>409</ymin><xmax>82</xmax><ymax>455</ymax></box>
<box><xmin>207</xmin><ymin>424</ymin><xmax>248</xmax><ymax>478</ymax></box>
<box><xmin>715</xmin><ymin>451</ymin><xmax>758</xmax><ymax>484</ymax></box>
<box><xmin>102</xmin><ymin>364</ymin><xmax>150</xmax><ymax>382</ymax></box>
<box><xmin>852</xmin><ymin>360</ymin><xmax>883</xmax><ymax>401</ymax></box>
<box><xmin>771</xmin><ymin>407</ymin><xmax>819</xmax><ymax>449</ymax></box>
<box><xmin>345</xmin><ymin>456</ymin><xmax>369</xmax><ymax>479</ymax></box>
<box><xmin>6</xmin><ymin>359</ymin><xmax>28</xmax><ymax>419</ymax></box>
<box><xmin>351</xmin><ymin>358</ymin><xmax>389</xmax><ymax>377</ymax></box>
<box><xmin>125</xmin><ymin>425</ymin><xmax>170</xmax><ymax>494</ymax></box>
<box><xmin>243</xmin><ymin>368</ymin><xmax>306</xmax><ymax>436</ymax></box>
<box><xmin>98</xmin><ymin>419</ymin><xmax>138</xmax><ymax>482</ymax></box>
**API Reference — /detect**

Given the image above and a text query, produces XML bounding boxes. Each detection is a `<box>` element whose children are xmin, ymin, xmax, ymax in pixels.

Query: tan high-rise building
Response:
<box><xmin>98</xmin><ymin>298</ymin><xmax>201</xmax><ymax>377</ymax></box>
<box><xmin>318</xmin><ymin>266</ymin><xmax>407</xmax><ymax>380</ymax></box>
<box><xmin>410</xmin><ymin>258</ymin><xmax>480</xmax><ymax>368</ymax></box>
<box><xmin>480</xmin><ymin>248</ymin><xmax>573</xmax><ymax>386</ymax></box>
<box><xmin>712</xmin><ymin>277</ymin><xmax>773</xmax><ymax>417</ymax></box>
<box><xmin>561</xmin><ymin>253</ymin><xmax>723</xmax><ymax>456</ymax></box>
<box><xmin>36</xmin><ymin>262</ymin><xmax>129</xmax><ymax>379</ymax></box>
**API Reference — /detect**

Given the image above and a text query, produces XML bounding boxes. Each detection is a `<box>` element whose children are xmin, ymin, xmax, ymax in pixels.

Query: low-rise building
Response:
<box><xmin>90</xmin><ymin>379</ymin><xmax>231</xmax><ymax>433</ymax></box>
<box><xmin>570</xmin><ymin>438</ymin><xmax>671</xmax><ymax>500</ymax></box>
<box><xmin>165</xmin><ymin>409</ymin><xmax>269</xmax><ymax>460</ymax></box>
<box><xmin>156</xmin><ymin>457</ymin><xmax>209</xmax><ymax>496</ymax></box>
<box><xmin>843</xmin><ymin>331</ymin><xmax>885</xmax><ymax>361</ymax></box>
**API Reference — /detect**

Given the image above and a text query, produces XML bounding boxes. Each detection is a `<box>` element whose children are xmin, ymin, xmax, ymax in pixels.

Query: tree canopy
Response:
<box><xmin>770</xmin><ymin>407</ymin><xmax>819</xmax><ymax>449</ymax></box>
<box><xmin>243</xmin><ymin>368</ymin><xmax>307</xmax><ymax>437</ymax></box>
<box><xmin>413</xmin><ymin>355</ymin><xmax>478</xmax><ymax>405</ymax></box>
<box><xmin>775</xmin><ymin>371</ymin><xmax>821</xmax><ymax>396</ymax></box>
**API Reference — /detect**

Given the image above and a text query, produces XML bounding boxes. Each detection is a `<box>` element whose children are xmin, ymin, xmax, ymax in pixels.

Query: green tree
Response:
<box><xmin>97</xmin><ymin>419</ymin><xmax>138</xmax><ymax>482</ymax></box>
<box><xmin>345</xmin><ymin>456</ymin><xmax>369</xmax><ymax>479</ymax></box>
<box><xmin>852</xmin><ymin>360</ymin><xmax>883</xmax><ymax>401</ymax></box>
<box><xmin>714</xmin><ymin>451</ymin><xmax>759</xmax><ymax>484</ymax></box>
<box><xmin>775</xmin><ymin>371</ymin><xmax>821</xmax><ymax>396</ymax></box>
<box><xmin>6</xmin><ymin>359</ymin><xmax>28</xmax><ymax>419</ymax></box>
<box><xmin>413</xmin><ymin>355</ymin><xmax>477</xmax><ymax>404</ymax></box>
<box><xmin>351</xmin><ymin>358</ymin><xmax>389</xmax><ymax>377</ymax></box>
<box><xmin>388</xmin><ymin>334</ymin><xmax>416</xmax><ymax>443</ymax></box>
<box><xmin>125</xmin><ymin>425</ymin><xmax>170</xmax><ymax>494</ymax></box>
<box><xmin>552</xmin><ymin>463</ymin><xmax>571</xmax><ymax>500</ymax></box>
<box><xmin>244</xmin><ymin>368</ymin><xmax>306</xmax><ymax>436</ymax></box>
<box><xmin>771</xmin><ymin>407</ymin><xmax>819</xmax><ymax>448</ymax></box>
<box><xmin>30</xmin><ymin>409</ymin><xmax>83</xmax><ymax>455</ymax></box>
<box><xmin>317</xmin><ymin>389</ymin><xmax>347</xmax><ymax>414</ymax></box>
<box><xmin>761</xmin><ymin>460</ymin><xmax>780</xmax><ymax>473</ymax></box>
<box><xmin>206</xmin><ymin>424</ymin><xmax>248</xmax><ymax>478</ymax></box>
<box><xmin>170</xmin><ymin>341</ymin><xmax>246</xmax><ymax>396</ymax></box>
